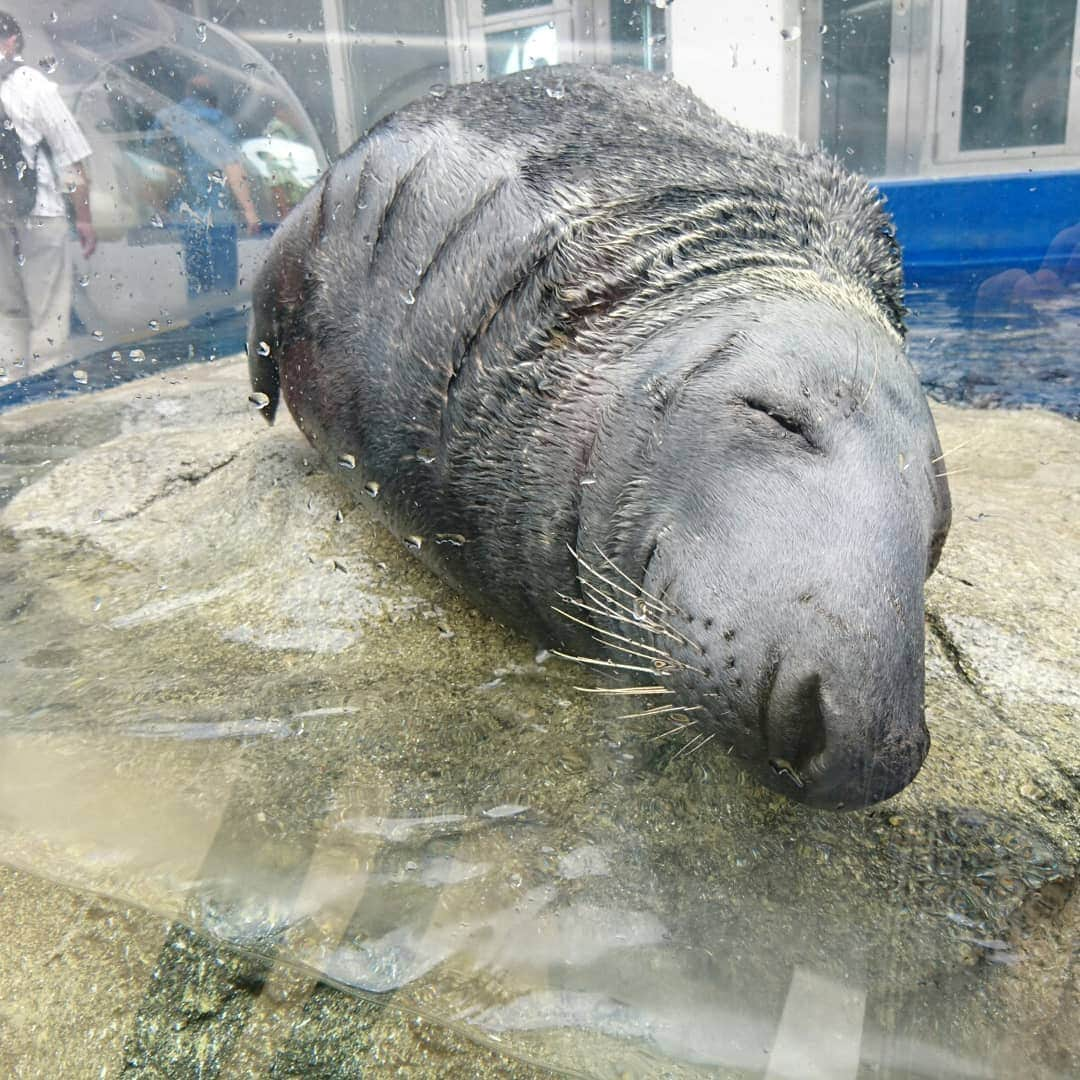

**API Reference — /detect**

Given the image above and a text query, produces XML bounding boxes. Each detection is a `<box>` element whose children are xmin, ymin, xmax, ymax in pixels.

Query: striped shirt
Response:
<box><xmin>0</xmin><ymin>65</ymin><xmax>92</xmax><ymax>218</ymax></box>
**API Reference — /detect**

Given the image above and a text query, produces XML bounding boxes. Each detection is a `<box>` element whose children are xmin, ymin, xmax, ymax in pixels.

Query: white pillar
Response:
<box><xmin>670</xmin><ymin>0</ymin><xmax>802</xmax><ymax>137</ymax></box>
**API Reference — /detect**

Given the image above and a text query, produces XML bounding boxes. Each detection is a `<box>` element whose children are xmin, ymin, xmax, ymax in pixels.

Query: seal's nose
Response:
<box><xmin>762</xmin><ymin>665</ymin><xmax>929</xmax><ymax>809</ymax></box>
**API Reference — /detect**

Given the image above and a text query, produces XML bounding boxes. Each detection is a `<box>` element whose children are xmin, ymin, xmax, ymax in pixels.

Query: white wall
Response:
<box><xmin>669</xmin><ymin>0</ymin><xmax>801</xmax><ymax>137</ymax></box>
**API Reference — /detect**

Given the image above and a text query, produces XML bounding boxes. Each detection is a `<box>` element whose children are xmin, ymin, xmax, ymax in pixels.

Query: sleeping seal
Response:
<box><xmin>249</xmin><ymin>66</ymin><xmax>952</xmax><ymax>810</ymax></box>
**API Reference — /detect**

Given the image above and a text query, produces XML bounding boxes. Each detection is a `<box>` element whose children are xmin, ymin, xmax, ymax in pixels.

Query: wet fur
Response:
<box><xmin>250</xmin><ymin>66</ymin><xmax>952</xmax><ymax>808</ymax></box>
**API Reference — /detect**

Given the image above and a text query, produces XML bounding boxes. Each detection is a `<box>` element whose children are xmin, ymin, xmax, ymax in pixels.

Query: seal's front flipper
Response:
<box><xmin>247</xmin><ymin>176</ymin><xmax>330</xmax><ymax>425</ymax></box>
<box><xmin>248</xmin><ymin>268</ymin><xmax>282</xmax><ymax>425</ymax></box>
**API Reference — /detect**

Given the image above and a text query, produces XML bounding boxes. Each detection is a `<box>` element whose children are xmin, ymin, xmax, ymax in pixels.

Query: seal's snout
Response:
<box><xmin>761</xmin><ymin>661</ymin><xmax>930</xmax><ymax>810</ymax></box>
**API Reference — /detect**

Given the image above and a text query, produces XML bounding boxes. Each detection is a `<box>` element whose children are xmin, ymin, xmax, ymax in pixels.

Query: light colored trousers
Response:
<box><xmin>0</xmin><ymin>215</ymin><xmax>73</xmax><ymax>377</ymax></box>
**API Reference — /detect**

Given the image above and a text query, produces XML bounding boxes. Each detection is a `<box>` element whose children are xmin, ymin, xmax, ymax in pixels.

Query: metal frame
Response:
<box><xmin>929</xmin><ymin>0</ymin><xmax>1080</xmax><ymax>174</ymax></box>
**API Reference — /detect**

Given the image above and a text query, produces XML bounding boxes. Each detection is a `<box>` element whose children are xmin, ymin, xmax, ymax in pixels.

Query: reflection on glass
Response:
<box><xmin>961</xmin><ymin>0</ymin><xmax>1076</xmax><ymax>150</ymax></box>
<box><xmin>819</xmin><ymin>0</ymin><xmax>891</xmax><ymax>176</ymax></box>
<box><xmin>486</xmin><ymin>21</ymin><xmax>558</xmax><ymax>76</ymax></box>
<box><xmin>0</xmin><ymin>1</ymin><xmax>328</xmax><ymax>378</ymax></box>
<box><xmin>482</xmin><ymin>0</ymin><xmax>548</xmax><ymax>14</ymax></box>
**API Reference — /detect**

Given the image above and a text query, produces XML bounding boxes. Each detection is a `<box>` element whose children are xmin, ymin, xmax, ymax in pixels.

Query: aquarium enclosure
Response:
<box><xmin>0</xmin><ymin>1</ymin><xmax>1076</xmax><ymax>1078</ymax></box>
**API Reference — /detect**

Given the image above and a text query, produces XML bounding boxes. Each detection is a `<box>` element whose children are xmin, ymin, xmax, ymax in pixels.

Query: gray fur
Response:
<box><xmin>250</xmin><ymin>66</ymin><xmax>951</xmax><ymax>809</ymax></box>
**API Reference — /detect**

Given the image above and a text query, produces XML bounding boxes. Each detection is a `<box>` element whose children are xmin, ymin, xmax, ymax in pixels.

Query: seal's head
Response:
<box><xmin>580</xmin><ymin>290</ymin><xmax>951</xmax><ymax>810</ymax></box>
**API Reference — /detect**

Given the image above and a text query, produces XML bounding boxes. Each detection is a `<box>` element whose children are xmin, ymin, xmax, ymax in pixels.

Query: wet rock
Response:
<box><xmin>0</xmin><ymin>359</ymin><xmax>1076</xmax><ymax>1077</ymax></box>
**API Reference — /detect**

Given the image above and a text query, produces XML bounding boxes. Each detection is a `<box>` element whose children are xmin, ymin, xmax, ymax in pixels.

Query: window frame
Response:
<box><xmin>930</xmin><ymin>0</ymin><xmax>1080</xmax><ymax>168</ymax></box>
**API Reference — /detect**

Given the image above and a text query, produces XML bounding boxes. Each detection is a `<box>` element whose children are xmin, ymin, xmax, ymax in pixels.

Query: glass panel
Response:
<box><xmin>343</xmin><ymin>0</ymin><xmax>450</xmax><ymax>129</ymax></box>
<box><xmin>486</xmin><ymin>21</ymin><xmax>559</xmax><ymax>76</ymax></box>
<box><xmin>2</xmin><ymin>4</ymin><xmax>1078</xmax><ymax>1078</ymax></box>
<box><xmin>961</xmin><ymin>0</ymin><xmax>1076</xmax><ymax>150</ymax></box>
<box><xmin>818</xmin><ymin>0</ymin><xmax>892</xmax><ymax>175</ymax></box>
<box><xmin>609</xmin><ymin>0</ymin><xmax>668</xmax><ymax>71</ymax></box>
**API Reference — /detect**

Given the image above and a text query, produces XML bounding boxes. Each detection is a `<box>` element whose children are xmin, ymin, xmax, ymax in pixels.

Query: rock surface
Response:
<box><xmin>0</xmin><ymin>358</ymin><xmax>1077</xmax><ymax>1078</ymax></box>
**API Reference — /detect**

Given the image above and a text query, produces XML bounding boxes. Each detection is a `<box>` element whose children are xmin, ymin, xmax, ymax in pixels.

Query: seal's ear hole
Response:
<box><xmin>740</xmin><ymin>397</ymin><xmax>813</xmax><ymax>445</ymax></box>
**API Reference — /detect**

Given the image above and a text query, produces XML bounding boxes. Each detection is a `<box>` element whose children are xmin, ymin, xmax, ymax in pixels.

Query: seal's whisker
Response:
<box><xmin>582</xmin><ymin>624</ymin><xmax>677</xmax><ymax>660</ymax></box>
<box><xmin>573</xmin><ymin>549</ymin><xmax>664</xmax><ymax>617</ymax></box>
<box><xmin>579</xmin><ymin>579</ymin><xmax>691</xmax><ymax>646</ymax></box>
<box><xmin>590</xmin><ymin>636</ymin><xmax>703</xmax><ymax>675</ymax></box>
<box><xmin>570</xmin><ymin>544</ymin><xmax>677</xmax><ymax>623</ymax></box>
<box><xmin>672</xmin><ymin>730</ymin><xmax>715</xmax><ymax>759</ymax></box>
<box><xmin>649</xmin><ymin>720</ymin><xmax>701</xmax><ymax>742</ymax></box>
<box><xmin>578</xmin><ymin>583</ymin><xmax>688</xmax><ymax>645</ymax></box>
<box><xmin>553</xmin><ymin>596</ymin><xmax>699</xmax><ymax>672</ymax></box>
<box><xmin>577</xmin><ymin>584</ymin><xmax>645</xmax><ymax>626</ymax></box>
<box><xmin>934</xmin><ymin>466</ymin><xmax>970</xmax><ymax>479</ymax></box>
<box><xmin>550</xmin><ymin>603</ymin><xmax>612</xmax><ymax>640</ymax></box>
<box><xmin>931</xmin><ymin>436</ymin><xmax>977</xmax><ymax>464</ymax></box>
<box><xmin>572</xmin><ymin>685</ymin><xmax>675</xmax><ymax>696</ymax></box>
<box><xmin>619</xmin><ymin>703</ymin><xmax>702</xmax><ymax>719</ymax></box>
<box><xmin>557</xmin><ymin>593</ymin><xmax>653</xmax><ymax>634</ymax></box>
<box><xmin>550</xmin><ymin>649</ymin><xmax>670</xmax><ymax>677</ymax></box>
<box><xmin>552</xmin><ymin>603</ymin><xmax>669</xmax><ymax>660</ymax></box>
<box><xmin>590</xmin><ymin>543</ymin><xmax>688</xmax><ymax>620</ymax></box>
<box><xmin>852</xmin><ymin>350</ymin><xmax>881</xmax><ymax>412</ymax></box>
<box><xmin>689</xmin><ymin>732</ymin><xmax>717</xmax><ymax>755</ymax></box>
<box><xmin>848</xmin><ymin>332</ymin><xmax>861</xmax><ymax>401</ymax></box>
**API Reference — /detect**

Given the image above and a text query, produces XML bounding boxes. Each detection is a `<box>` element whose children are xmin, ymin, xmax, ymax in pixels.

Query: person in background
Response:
<box><xmin>153</xmin><ymin>73</ymin><xmax>260</xmax><ymax>297</ymax></box>
<box><xmin>0</xmin><ymin>10</ymin><xmax>96</xmax><ymax>377</ymax></box>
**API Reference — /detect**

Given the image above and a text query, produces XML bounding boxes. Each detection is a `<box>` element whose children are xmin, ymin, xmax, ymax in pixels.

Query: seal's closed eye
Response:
<box><xmin>740</xmin><ymin>397</ymin><xmax>815</xmax><ymax>447</ymax></box>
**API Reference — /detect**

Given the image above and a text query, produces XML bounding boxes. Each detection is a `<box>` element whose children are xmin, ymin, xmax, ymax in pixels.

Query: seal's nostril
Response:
<box><xmin>767</xmin><ymin>670</ymin><xmax>829</xmax><ymax>776</ymax></box>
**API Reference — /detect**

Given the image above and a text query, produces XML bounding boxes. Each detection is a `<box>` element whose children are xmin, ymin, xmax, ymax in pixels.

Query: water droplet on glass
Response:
<box><xmin>256</xmin><ymin>340</ymin><xmax>271</xmax><ymax>357</ymax></box>
<box><xmin>78</xmin><ymin>273</ymin><xmax>89</xmax><ymax>287</ymax></box>
<box><xmin>110</xmin><ymin>350</ymin><xmax>122</xmax><ymax>361</ymax></box>
<box><xmin>416</xmin><ymin>447</ymin><xmax>435</xmax><ymax>464</ymax></box>
<box><xmin>91</xmin><ymin>329</ymin><xmax>104</xmax><ymax>340</ymax></box>
<box><xmin>147</xmin><ymin>319</ymin><xmax>159</xmax><ymax>331</ymax></box>
<box><xmin>149</xmin><ymin>213</ymin><xmax>164</xmax><ymax>228</ymax></box>
<box><xmin>128</xmin><ymin>348</ymin><xmax>146</xmax><ymax>362</ymax></box>
<box><xmin>364</xmin><ymin>480</ymin><xmax>380</xmax><ymax>497</ymax></box>
<box><xmin>248</xmin><ymin>392</ymin><xmax>271</xmax><ymax>410</ymax></box>
<box><xmin>337</xmin><ymin>453</ymin><xmax>357</xmax><ymax>470</ymax></box>
<box><xmin>429</xmin><ymin>83</ymin><xmax>448</xmax><ymax>98</ymax></box>
<box><xmin>195</xmin><ymin>22</ymin><xmax>207</xmax><ymax>44</ymax></box>
<box><xmin>48</xmin><ymin>10</ymin><xmax>59</xmax><ymax>23</ymax></box>
<box><xmin>402</xmin><ymin>289</ymin><xmax>416</xmax><ymax>305</ymax></box>
<box><xmin>73</xmin><ymin>369</ymin><xmax>88</xmax><ymax>384</ymax></box>
<box><xmin>819</xmin><ymin>23</ymin><xmax>828</xmax><ymax>34</ymax></box>
<box><xmin>242</xmin><ymin>61</ymin><xmax>258</xmax><ymax>73</ymax></box>
<box><xmin>435</xmin><ymin>533</ymin><xmax>466</xmax><ymax>546</ymax></box>
<box><xmin>404</xmin><ymin>534</ymin><xmax>423</xmax><ymax>550</ymax></box>
<box><xmin>545</xmin><ymin>80</ymin><xmax>566</xmax><ymax>100</ymax></box>
<box><xmin>335</xmin><ymin>509</ymin><xmax>344</xmax><ymax>523</ymax></box>
<box><xmin>973</xmin><ymin>104</ymin><xmax>983</xmax><ymax>114</ymax></box>
<box><xmin>39</xmin><ymin>56</ymin><xmax>58</xmax><ymax>75</ymax></box>
<box><xmin>888</xmin><ymin>54</ymin><xmax>896</xmax><ymax>65</ymax></box>
<box><xmin>780</xmin><ymin>26</ymin><xmax>801</xmax><ymax>41</ymax></box>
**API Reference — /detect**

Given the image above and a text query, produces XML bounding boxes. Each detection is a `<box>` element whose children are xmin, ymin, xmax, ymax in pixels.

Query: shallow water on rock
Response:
<box><xmin>0</xmin><ymin>361</ymin><xmax>1077</xmax><ymax>1078</ymax></box>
